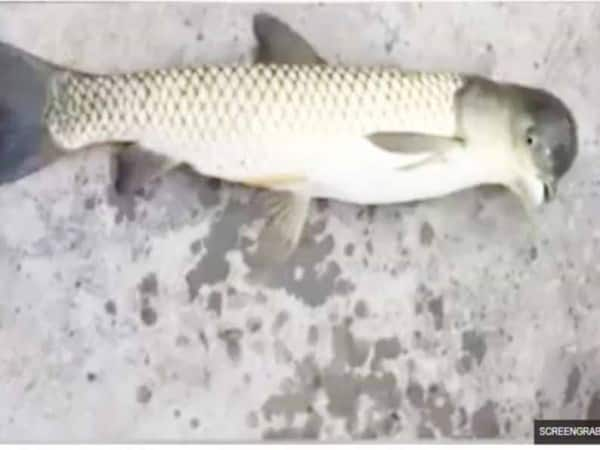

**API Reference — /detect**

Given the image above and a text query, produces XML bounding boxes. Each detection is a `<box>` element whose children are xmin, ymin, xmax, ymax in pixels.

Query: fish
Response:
<box><xmin>0</xmin><ymin>13</ymin><xmax>578</xmax><ymax>265</ymax></box>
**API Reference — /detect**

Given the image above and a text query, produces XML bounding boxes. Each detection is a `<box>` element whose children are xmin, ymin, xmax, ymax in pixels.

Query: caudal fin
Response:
<box><xmin>0</xmin><ymin>41</ymin><xmax>65</xmax><ymax>185</ymax></box>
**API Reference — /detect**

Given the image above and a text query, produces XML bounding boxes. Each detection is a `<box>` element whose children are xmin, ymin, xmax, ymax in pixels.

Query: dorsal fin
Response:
<box><xmin>253</xmin><ymin>13</ymin><xmax>325</xmax><ymax>65</ymax></box>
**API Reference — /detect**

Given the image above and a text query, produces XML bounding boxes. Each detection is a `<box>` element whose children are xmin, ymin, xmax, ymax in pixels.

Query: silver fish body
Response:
<box><xmin>45</xmin><ymin>65</ymin><xmax>470</xmax><ymax>204</ymax></box>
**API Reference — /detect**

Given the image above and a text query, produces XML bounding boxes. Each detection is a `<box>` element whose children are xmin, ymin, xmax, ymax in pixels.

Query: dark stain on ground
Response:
<box><xmin>354</xmin><ymin>300</ymin><xmax>369</xmax><ymax>318</ymax></box>
<box><xmin>424</xmin><ymin>385</ymin><xmax>455</xmax><ymax>436</ymax></box>
<box><xmin>136</xmin><ymin>385</ymin><xmax>152</xmax><ymax>404</ymax></box>
<box><xmin>406</xmin><ymin>381</ymin><xmax>424</xmax><ymax>408</ymax></box>
<box><xmin>344</xmin><ymin>243</ymin><xmax>355</xmax><ymax>257</ymax></box>
<box><xmin>371</xmin><ymin>337</ymin><xmax>401</xmax><ymax>371</ymax></box>
<box><xmin>104</xmin><ymin>301</ymin><xmax>116</xmax><ymax>315</ymax></box>
<box><xmin>242</xmin><ymin>215</ymin><xmax>355</xmax><ymax>307</ymax></box>
<box><xmin>262</xmin><ymin>356</ymin><xmax>320</xmax><ymax>422</ymax></box>
<box><xmin>427</xmin><ymin>296</ymin><xmax>444</xmax><ymax>330</ymax></box>
<box><xmin>361</xmin><ymin>411</ymin><xmax>402</xmax><ymax>438</ymax></box>
<box><xmin>86</xmin><ymin>372</ymin><xmax>96</xmax><ymax>382</ymax></box>
<box><xmin>207</xmin><ymin>291</ymin><xmax>222</xmax><ymax>316</ymax></box>
<box><xmin>218</xmin><ymin>328</ymin><xmax>243</xmax><ymax>362</ymax></box>
<box><xmin>138</xmin><ymin>273</ymin><xmax>158</xmax><ymax>297</ymax></box>
<box><xmin>420</xmin><ymin>221</ymin><xmax>435</xmax><ymax>246</ymax></box>
<box><xmin>530</xmin><ymin>246</ymin><xmax>538</xmax><ymax>261</ymax></box>
<box><xmin>563</xmin><ymin>366</ymin><xmax>581</xmax><ymax>406</ymax></box>
<box><xmin>461</xmin><ymin>330</ymin><xmax>487</xmax><ymax>365</ymax></box>
<box><xmin>185</xmin><ymin>193</ymin><xmax>252</xmax><ymax>301</ymax></box>
<box><xmin>587</xmin><ymin>391</ymin><xmax>600</xmax><ymax>419</ymax></box>
<box><xmin>471</xmin><ymin>400</ymin><xmax>500</xmax><ymax>438</ymax></box>
<box><xmin>331</xmin><ymin>322</ymin><xmax>370</xmax><ymax>369</ymax></box>
<box><xmin>190</xmin><ymin>239</ymin><xmax>203</xmax><ymax>255</ymax></box>
<box><xmin>307</xmin><ymin>325</ymin><xmax>319</xmax><ymax>345</ymax></box>
<box><xmin>272</xmin><ymin>311</ymin><xmax>289</xmax><ymax>334</ymax></box>
<box><xmin>456</xmin><ymin>354</ymin><xmax>473</xmax><ymax>374</ymax></box>
<box><xmin>190</xmin><ymin>417</ymin><xmax>200</xmax><ymax>429</ymax></box>
<box><xmin>140</xmin><ymin>306</ymin><xmax>158</xmax><ymax>326</ymax></box>
<box><xmin>198</xmin><ymin>330</ymin><xmax>209</xmax><ymax>350</ymax></box>
<box><xmin>84</xmin><ymin>196</ymin><xmax>96</xmax><ymax>210</ymax></box>
<box><xmin>247</xmin><ymin>317</ymin><xmax>262</xmax><ymax>333</ymax></box>
<box><xmin>417</xmin><ymin>423</ymin><xmax>435</xmax><ymax>438</ymax></box>
<box><xmin>263</xmin><ymin>413</ymin><xmax>323</xmax><ymax>440</ymax></box>
<box><xmin>262</xmin><ymin>325</ymin><xmax>404</xmax><ymax>438</ymax></box>
<box><xmin>175</xmin><ymin>335</ymin><xmax>190</xmax><ymax>347</ymax></box>
<box><xmin>106</xmin><ymin>185</ymin><xmax>137</xmax><ymax>224</ymax></box>
<box><xmin>182</xmin><ymin>186</ymin><xmax>353</xmax><ymax>307</ymax></box>
<box><xmin>194</xmin><ymin>174</ymin><xmax>221</xmax><ymax>208</ymax></box>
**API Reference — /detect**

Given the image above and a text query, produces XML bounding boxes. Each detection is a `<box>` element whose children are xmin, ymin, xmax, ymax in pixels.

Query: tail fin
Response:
<box><xmin>0</xmin><ymin>41</ymin><xmax>65</xmax><ymax>185</ymax></box>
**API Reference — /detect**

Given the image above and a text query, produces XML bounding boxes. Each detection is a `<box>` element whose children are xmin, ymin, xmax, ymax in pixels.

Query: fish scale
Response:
<box><xmin>45</xmin><ymin>64</ymin><xmax>465</xmax><ymax>155</ymax></box>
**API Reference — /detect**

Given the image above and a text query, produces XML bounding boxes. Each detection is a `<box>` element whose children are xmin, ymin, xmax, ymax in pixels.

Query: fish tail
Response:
<box><xmin>0</xmin><ymin>41</ymin><xmax>65</xmax><ymax>185</ymax></box>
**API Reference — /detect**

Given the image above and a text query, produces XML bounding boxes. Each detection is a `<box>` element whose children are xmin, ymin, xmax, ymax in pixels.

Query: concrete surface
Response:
<box><xmin>0</xmin><ymin>2</ymin><xmax>599</xmax><ymax>442</ymax></box>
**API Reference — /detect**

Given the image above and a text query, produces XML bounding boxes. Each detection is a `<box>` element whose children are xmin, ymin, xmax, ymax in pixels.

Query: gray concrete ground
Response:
<box><xmin>0</xmin><ymin>2</ymin><xmax>599</xmax><ymax>442</ymax></box>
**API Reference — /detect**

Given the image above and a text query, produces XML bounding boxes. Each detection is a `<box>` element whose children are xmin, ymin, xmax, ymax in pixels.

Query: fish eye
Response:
<box><xmin>525</xmin><ymin>132</ymin><xmax>536</xmax><ymax>147</ymax></box>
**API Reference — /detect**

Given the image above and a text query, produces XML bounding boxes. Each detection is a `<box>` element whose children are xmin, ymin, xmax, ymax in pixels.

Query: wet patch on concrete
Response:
<box><xmin>307</xmin><ymin>325</ymin><xmax>319</xmax><ymax>346</ymax></box>
<box><xmin>207</xmin><ymin>291</ymin><xmax>222</xmax><ymax>316</ymax></box>
<box><xmin>370</xmin><ymin>337</ymin><xmax>402</xmax><ymax>371</ymax></box>
<box><xmin>261</xmin><ymin>322</ymin><xmax>404</xmax><ymax>438</ymax></box>
<box><xmin>406</xmin><ymin>381</ymin><xmax>425</xmax><ymax>408</ymax></box>
<box><xmin>423</xmin><ymin>384</ymin><xmax>455</xmax><ymax>437</ymax></box>
<box><xmin>354</xmin><ymin>300</ymin><xmax>369</xmax><ymax>319</ymax></box>
<box><xmin>185</xmin><ymin>191</ymin><xmax>254</xmax><ymax>301</ymax></box>
<box><xmin>136</xmin><ymin>385</ymin><xmax>152</xmax><ymax>404</ymax></box>
<box><xmin>331</xmin><ymin>322</ymin><xmax>370</xmax><ymax>369</ymax></box>
<box><xmin>243</xmin><ymin>217</ymin><xmax>356</xmax><ymax>308</ymax></box>
<box><xmin>272</xmin><ymin>311</ymin><xmax>289</xmax><ymax>335</ymax></box>
<box><xmin>218</xmin><ymin>328</ymin><xmax>243</xmax><ymax>363</ymax></box>
<box><xmin>138</xmin><ymin>273</ymin><xmax>158</xmax><ymax>298</ymax></box>
<box><xmin>263</xmin><ymin>413</ymin><xmax>324</xmax><ymax>440</ymax></box>
<box><xmin>587</xmin><ymin>392</ymin><xmax>600</xmax><ymax>419</ymax></box>
<box><xmin>420</xmin><ymin>221</ymin><xmax>435</xmax><ymax>247</ymax></box>
<box><xmin>104</xmin><ymin>301</ymin><xmax>116</xmax><ymax>315</ymax></box>
<box><xmin>106</xmin><ymin>186</ymin><xmax>137</xmax><ymax>224</ymax></box>
<box><xmin>471</xmin><ymin>401</ymin><xmax>500</xmax><ymax>438</ymax></box>
<box><xmin>427</xmin><ymin>297</ymin><xmax>444</xmax><ymax>331</ymax></box>
<box><xmin>564</xmin><ymin>366</ymin><xmax>581</xmax><ymax>406</ymax></box>
<box><xmin>462</xmin><ymin>330</ymin><xmax>487</xmax><ymax>365</ymax></box>
<box><xmin>140</xmin><ymin>306</ymin><xmax>158</xmax><ymax>326</ymax></box>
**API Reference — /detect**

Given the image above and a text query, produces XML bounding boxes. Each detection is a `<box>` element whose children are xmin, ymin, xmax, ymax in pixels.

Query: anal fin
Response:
<box><xmin>247</xmin><ymin>187</ymin><xmax>312</xmax><ymax>268</ymax></box>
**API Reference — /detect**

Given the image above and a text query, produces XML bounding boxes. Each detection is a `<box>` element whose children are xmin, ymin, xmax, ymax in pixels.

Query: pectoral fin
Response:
<box><xmin>113</xmin><ymin>144</ymin><xmax>179</xmax><ymax>195</ymax></box>
<box><xmin>253</xmin><ymin>13</ymin><xmax>325</xmax><ymax>65</ymax></box>
<box><xmin>247</xmin><ymin>189</ymin><xmax>311</xmax><ymax>268</ymax></box>
<box><xmin>367</xmin><ymin>132</ymin><xmax>464</xmax><ymax>154</ymax></box>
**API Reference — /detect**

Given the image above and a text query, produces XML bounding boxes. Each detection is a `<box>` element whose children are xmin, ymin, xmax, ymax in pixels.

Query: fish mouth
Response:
<box><xmin>542</xmin><ymin>180</ymin><xmax>556</xmax><ymax>203</ymax></box>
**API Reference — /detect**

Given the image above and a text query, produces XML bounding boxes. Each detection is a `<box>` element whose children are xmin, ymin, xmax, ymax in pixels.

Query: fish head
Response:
<box><xmin>506</xmin><ymin>84</ymin><xmax>578</xmax><ymax>206</ymax></box>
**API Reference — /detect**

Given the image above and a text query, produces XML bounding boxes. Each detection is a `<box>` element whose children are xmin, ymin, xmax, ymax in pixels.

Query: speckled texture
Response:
<box><xmin>0</xmin><ymin>2</ymin><xmax>599</xmax><ymax>443</ymax></box>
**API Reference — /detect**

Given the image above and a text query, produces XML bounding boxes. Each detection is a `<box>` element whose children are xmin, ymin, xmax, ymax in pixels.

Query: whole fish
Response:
<box><xmin>0</xmin><ymin>14</ymin><xmax>577</xmax><ymax>264</ymax></box>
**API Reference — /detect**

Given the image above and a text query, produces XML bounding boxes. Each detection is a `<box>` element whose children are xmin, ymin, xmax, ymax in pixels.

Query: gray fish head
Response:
<box><xmin>507</xmin><ymin>84</ymin><xmax>577</xmax><ymax>203</ymax></box>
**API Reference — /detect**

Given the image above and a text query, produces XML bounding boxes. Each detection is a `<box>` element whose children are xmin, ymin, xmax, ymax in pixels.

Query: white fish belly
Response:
<box><xmin>308</xmin><ymin>140</ymin><xmax>493</xmax><ymax>205</ymax></box>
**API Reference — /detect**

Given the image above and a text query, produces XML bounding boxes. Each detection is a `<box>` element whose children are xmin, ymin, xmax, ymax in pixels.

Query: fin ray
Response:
<box><xmin>247</xmin><ymin>188</ymin><xmax>311</xmax><ymax>268</ymax></box>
